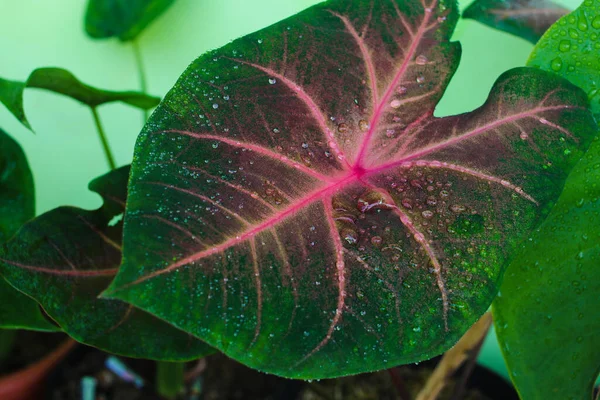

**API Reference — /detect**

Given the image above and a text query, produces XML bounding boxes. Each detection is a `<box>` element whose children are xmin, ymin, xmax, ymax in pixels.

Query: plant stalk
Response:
<box><xmin>156</xmin><ymin>361</ymin><xmax>185</xmax><ymax>399</ymax></box>
<box><xmin>0</xmin><ymin>329</ymin><xmax>16</xmax><ymax>365</ymax></box>
<box><xmin>415</xmin><ymin>312</ymin><xmax>493</xmax><ymax>400</ymax></box>
<box><xmin>132</xmin><ymin>40</ymin><xmax>149</xmax><ymax>121</ymax></box>
<box><xmin>90</xmin><ymin>107</ymin><xmax>116</xmax><ymax>170</ymax></box>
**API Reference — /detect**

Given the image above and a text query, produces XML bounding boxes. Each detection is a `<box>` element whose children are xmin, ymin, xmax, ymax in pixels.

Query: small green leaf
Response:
<box><xmin>0</xmin><ymin>68</ymin><xmax>160</xmax><ymax>131</ymax></box>
<box><xmin>85</xmin><ymin>0</ymin><xmax>176</xmax><ymax>41</ymax></box>
<box><xmin>494</xmin><ymin>2</ymin><xmax>600</xmax><ymax>398</ymax></box>
<box><xmin>0</xmin><ymin>127</ymin><xmax>59</xmax><ymax>332</ymax></box>
<box><xmin>0</xmin><ymin>166</ymin><xmax>213</xmax><ymax>360</ymax></box>
<box><xmin>463</xmin><ymin>0</ymin><xmax>568</xmax><ymax>44</ymax></box>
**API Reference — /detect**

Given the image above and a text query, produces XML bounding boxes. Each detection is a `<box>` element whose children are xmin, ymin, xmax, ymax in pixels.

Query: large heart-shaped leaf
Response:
<box><xmin>0</xmin><ymin>128</ymin><xmax>59</xmax><ymax>332</ymax></box>
<box><xmin>0</xmin><ymin>166</ymin><xmax>213</xmax><ymax>360</ymax></box>
<box><xmin>104</xmin><ymin>0</ymin><xmax>597</xmax><ymax>378</ymax></box>
<box><xmin>463</xmin><ymin>0</ymin><xmax>568</xmax><ymax>44</ymax></box>
<box><xmin>85</xmin><ymin>0</ymin><xmax>176</xmax><ymax>41</ymax></box>
<box><xmin>493</xmin><ymin>1</ymin><xmax>600</xmax><ymax>398</ymax></box>
<box><xmin>0</xmin><ymin>68</ymin><xmax>160</xmax><ymax>131</ymax></box>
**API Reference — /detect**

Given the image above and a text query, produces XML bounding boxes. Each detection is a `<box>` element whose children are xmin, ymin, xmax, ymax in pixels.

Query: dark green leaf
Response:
<box><xmin>463</xmin><ymin>0</ymin><xmax>568</xmax><ymax>44</ymax></box>
<box><xmin>0</xmin><ymin>68</ymin><xmax>160</xmax><ymax>131</ymax></box>
<box><xmin>104</xmin><ymin>0</ymin><xmax>596</xmax><ymax>378</ymax></box>
<box><xmin>0</xmin><ymin>128</ymin><xmax>59</xmax><ymax>332</ymax></box>
<box><xmin>85</xmin><ymin>0</ymin><xmax>176</xmax><ymax>41</ymax></box>
<box><xmin>494</xmin><ymin>1</ymin><xmax>600</xmax><ymax>398</ymax></box>
<box><xmin>0</xmin><ymin>166</ymin><xmax>213</xmax><ymax>360</ymax></box>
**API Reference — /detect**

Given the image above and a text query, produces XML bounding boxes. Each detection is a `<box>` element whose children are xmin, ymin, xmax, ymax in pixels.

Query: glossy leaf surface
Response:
<box><xmin>529</xmin><ymin>0</ymin><xmax>600</xmax><ymax>115</ymax></box>
<box><xmin>0</xmin><ymin>128</ymin><xmax>59</xmax><ymax>332</ymax></box>
<box><xmin>105</xmin><ymin>0</ymin><xmax>597</xmax><ymax>378</ymax></box>
<box><xmin>494</xmin><ymin>1</ymin><xmax>600</xmax><ymax>398</ymax></box>
<box><xmin>85</xmin><ymin>0</ymin><xmax>176</xmax><ymax>41</ymax></box>
<box><xmin>0</xmin><ymin>68</ymin><xmax>160</xmax><ymax>131</ymax></box>
<box><xmin>0</xmin><ymin>166</ymin><xmax>213</xmax><ymax>359</ymax></box>
<box><xmin>463</xmin><ymin>0</ymin><xmax>568</xmax><ymax>44</ymax></box>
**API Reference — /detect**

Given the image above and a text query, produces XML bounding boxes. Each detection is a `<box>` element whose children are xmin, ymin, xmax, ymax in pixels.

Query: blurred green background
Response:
<box><xmin>0</xmin><ymin>0</ymin><xmax>579</xmax><ymax>382</ymax></box>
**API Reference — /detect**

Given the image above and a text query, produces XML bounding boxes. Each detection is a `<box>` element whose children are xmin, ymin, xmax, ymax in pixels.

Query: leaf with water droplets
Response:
<box><xmin>463</xmin><ymin>0</ymin><xmax>568</xmax><ymax>44</ymax></box>
<box><xmin>0</xmin><ymin>127</ymin><xmax>60</xmax><ymax>332</ymax></box>
<box><xmin>529</xmin><ymin>0</ymin><xmax>600</xmax><ymax>117</ymax></box>
<box><xmin>0</xmin><ymin>68</ymin><xmax>160</xmax><ymax>131</ymax></box>
<box><xmin>493</xmin><ymin>3</ymin><xmax>600</xmax><ymax>398</ymax></box>
<box><xmin>104</xmin><ymin>0</ymin><xmax>596</xmax><ymax>378</ymax></box>
<box><xmin>0</xmin><ymin>166</ymin><xmax>213</xmax><ymax>359</ymax></box>
<box><xmin>85</xmin><ymin>0</ymin><xmax>177</xmax><ymax>41</ymax></box>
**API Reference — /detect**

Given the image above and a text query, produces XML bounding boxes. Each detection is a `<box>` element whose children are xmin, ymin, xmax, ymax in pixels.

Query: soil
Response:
<box><xmin>0</xmin><ymin>330</ymin><xmax>67</xmax><ymax>376</ymax></box>
<box><xmin>46</xmin><ymin>345</ymin><xmax>519</xmax><ymax>400</ymax></box>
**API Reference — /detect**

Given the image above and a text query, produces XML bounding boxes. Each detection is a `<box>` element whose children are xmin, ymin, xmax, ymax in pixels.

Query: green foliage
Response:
<box><xmin>103</xmin><ymin>0</ymin><xmax>595</xmax><ymax>379</ymax></box>
<box><xmin>463</xmin><ymin>0</ymin><xmax>568</xmax><ymax>43</ymax></box>
<box><xmin>0</xmin><ymin>68</ymin><xmax>159</xmax><ymax>131</ymax></box>
<box><xmin>528</xmin><ymin>0</ymin><xmax>600</xmax><ymax>117</ymax></box>
<box><xmin>0</xmin><ymin>166</ymin><xmax>213</xmax><ymax>360</ymax></box>
<box><xmin>494</xmin><ymin>0</ymin><xmax>600</xmax><ymax>398</ymax></box>
<box><xmin>85</xmin><ymin>0</ymin><xmax>177</xmax><ymax>41</ymax></box>
<box><xmin>0</xmin><ymin>128</ymin><xmax>59</xmax><ymax>332</ymax></box>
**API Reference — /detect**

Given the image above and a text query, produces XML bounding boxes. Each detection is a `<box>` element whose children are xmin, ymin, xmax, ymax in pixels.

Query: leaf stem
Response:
<box><xmin>0</xmin><ymin>329</ymin><xmax>16</xmax><ymax>365</ymax></box>
<box><xmin>90</xmin><ymin>107</ymin><xmax>116</xmax><ymax>170</ymax></box>
<box><xmin>132</xmin><ymin>40</ymin><xmax>149</xmax><ymax>121</ymax></box>
<box><xmin>156</xmin><ymin>361</ymin><xmax>185</xmax><ymax>399</ymax></box>
<box><xmin>415</xmin><ymin>312</ymin><xmax>493</xmax><ymax>400</ymax></box>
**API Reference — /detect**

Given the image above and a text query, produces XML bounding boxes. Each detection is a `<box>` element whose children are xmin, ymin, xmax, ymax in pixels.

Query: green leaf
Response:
<box><xmin>494</xmin><ymin>1</ymin><xmax>600</xmax><ymax>398</ymax></box>
<box><xmin>0</xmin><ymin>68</ymin><xmax>160</xmax><ymax>131</ymax></box>
<box><xmin>104</xmin><ymin>0</ymin><xmax>596</xmax><ymax>378</ymax></box>
<box><xmin>85</xmin><ymin>0</ymin><xmax>176</xmax><ymax>41</ymax></box>
<box><xmin>0</xmin><ymin>166</ymin><xmax>213</xmax><ymax>360</ymax></box>
<box><xmin>528</xmin><ymin>0</ymin><xmax>600</xmax><ymax>117</ymax></box>
<box><xmin>463</xmin><ymin>0</ymin><xmax>568</xmax><ymax>44</ymax></box>
<box><xmin>0</xmin><ymin>128</ymin><xmax>59</xmax><ymax>332</ymax></box>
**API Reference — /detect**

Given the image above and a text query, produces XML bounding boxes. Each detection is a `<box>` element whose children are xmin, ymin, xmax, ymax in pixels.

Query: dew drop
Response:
<box><xmin>559</xmin><ymin>40</ymin><xmax>571</xmax><ymax>52</ymax></box>
<box><xmin>359</xmin><ymin>120</ymin><xmax>370</xmax><ymax>131</ymax></box>
<box><xmin>450</xmin><ymin>204</ymin><xmax>466</xmax><ymax>213</ymax></box>
<box><xmin>257</xmin><ymin>38</ymin><xmax>263</xmax><ymax>44</ymax></box>
<box><xmin>578</xmin><ymin>15</ymin><xmax>588</xmax><ymax>31</ymax></box>
<box><xmin>212</xmin><ymin>142</ymin><xmax>219</xmax><ymax>149</ymax></box>
<box><xmin>338</xmin><ymin>123</ymin><xmax>349</xmax><ymax>133</ymax></box>
<box><xmin>422</xmin><ymin>210</ymin><xmax>434</xmax><ymax>219</ymax></box>
<box><xmin>357</xmin><ymin>190</ymin><xmax>396</xmax><ymax>213</ymax></box>
<box><xmin>390</xmin><ymin>99</ymin><xmax>402</xmax><ymax>108</ymax></box>
<box><xmin>386</xmin><ymin>129</ymin><xmax>396</xmax><ymax>138</ymax></box>
<box><xmin>416</xmin><ymin>75</ymin><xmax>425</xmax><ymax>84</ymax></box>
<box><xmin>415</xmin><ymin>55</ymin><xmax>428</xmax><ymax>65</ymax></box>
<box><xmin>371</xmin><ymin>236</ymin><xmax>383</xmax><ymax>246</ymax></box>
<box><xmin>401</xmin><ymin>199</ymin><xmax>413</xmax><ymax>209</ymax></box>
<box><xmin>592</xmin><ymin>16</ymin><xmax>600</xmax><ymax>29</ymax></box>
<box><xmin>520</xmin><ymin>131</ymin><xmax>529</xmax><ymax>140</ymax></box>
<box><xmin>568</xmin><ymin>28</ymin><xmax>579</xmax><ymax>39</ymax></box>
<box><xmin>212</xmin><ymin>103</ymin><xmax>219</xmax><ymax>109</ymax></box>
<box><xmin>397</xmin><ymin>86</ymin><xmax>407</xmax><ymax>95</ymax></box>
<box><xmin>268</xmin><ymin>78</ymin><xmax>277</xmax><ymax>85</ymax></box>
<box><xmin>342</xmin><ymin>229</ymin><xmax>359</xmax><ymax>245</ymax></box>
<box><xmin>550</xmin><ymin>57</ymin><xmax>563</xmax><ymax>71</ymax></box>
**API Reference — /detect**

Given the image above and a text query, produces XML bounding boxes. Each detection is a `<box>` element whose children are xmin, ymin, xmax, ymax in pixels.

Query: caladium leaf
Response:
<box><xmin>463</xmin><ymin>0</ymin><xmax>569</xmax><ymax>44</ymax></box>
<box><xmin>0</xmin><ymin>166</ymin><xmax>213</xmax><ymax>360</ymax></box>
<box><xmin>85</xmin><ymin>0</ymin><xmax>176</xmax><ymax>41</ymax></box>
<box><xmin>104</xmin><ymin>0</ymin><xmax>596</xmax><ymax>378</ymax></box>
<box><xmin>494</xmin><ymin>2</ymin><xmax>600</xmax><ymax>398</ymax></box>
<box><xmin>0</xmin><ymin>127</ymin><xmax>59</xmax><ymax>332</ymax></box>
<box><xmin>0</xmin><ymin>68</ymin><xmax>160</xmax><ymax>131</ymax></box>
